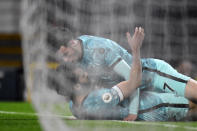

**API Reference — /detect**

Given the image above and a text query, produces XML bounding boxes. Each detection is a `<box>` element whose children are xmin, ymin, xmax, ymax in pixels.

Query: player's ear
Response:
<box><xmin>74</xmin><ymin>84</ymin><xmax>82</xmax><ymax>91</ymax></box>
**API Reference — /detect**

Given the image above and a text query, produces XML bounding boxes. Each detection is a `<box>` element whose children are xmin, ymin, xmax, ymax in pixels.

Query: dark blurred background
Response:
<box><xmin>1</xmin><ymin>0</ymin><xmax>197</xmax><ymax>101</ymax></box>
<box><xmin>0</xmin><ymin>0</ymin><xmax>24</xmax><ymax>101</ymax></box>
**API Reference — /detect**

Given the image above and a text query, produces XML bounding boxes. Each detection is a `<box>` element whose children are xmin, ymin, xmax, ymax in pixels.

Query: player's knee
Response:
<box><xmin>185</xmin><ymin>79</ymin><xmax>197</xmax><ymax>103</ymax></box>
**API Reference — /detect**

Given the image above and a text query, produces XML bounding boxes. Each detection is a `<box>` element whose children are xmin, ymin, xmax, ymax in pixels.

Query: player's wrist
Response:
<box><xmin>123</xmin><ymin>114</ymin><xmax>137</xmax><ymax>121</ymax></box>
<box><xmin>132</xmin><ymin>49</ymin><xmax>140</xmax><ymax>55</ymax></box>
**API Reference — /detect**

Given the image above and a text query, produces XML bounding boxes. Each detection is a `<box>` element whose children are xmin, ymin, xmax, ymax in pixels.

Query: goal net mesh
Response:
<box><xmin>20</xmin><ymin>0</ymin><xmax>197</xmax><ymax>130</ymax></box>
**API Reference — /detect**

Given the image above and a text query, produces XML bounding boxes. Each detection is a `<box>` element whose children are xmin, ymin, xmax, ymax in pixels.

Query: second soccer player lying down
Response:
<box><xmin>55</xmin><ymin>27</ymin><xmax>197</xmax><ymax>121</ymax></box>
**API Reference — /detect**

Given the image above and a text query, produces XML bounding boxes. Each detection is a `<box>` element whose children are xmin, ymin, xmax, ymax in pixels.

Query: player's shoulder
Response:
<box><xmin>83</xmin><ymin>88</ymin><xmax>112</xmax><ymax>103</ymax></box>
<box><xmin>79</xmin><ymin>35</ymin><xmax>114</xmax><ymax>45</ymax></box>
<box><xmin>82</xmin><ymin>88</ymin><xmax>120</xmax><ymax>109</ymax></box>
<box><xmin>78</xmin><ymin>35</ymin><xmax>122</xmax><ymax>55</ymax></box>
<box><xmin>78</xmin><ymin>35</ymin><xmax>105</xmax><ymax>42</ymax></box>
<box><xmin>78</xmin><ymin>35</ymin><xmax>95</xmax><ymax>40</ymax></box>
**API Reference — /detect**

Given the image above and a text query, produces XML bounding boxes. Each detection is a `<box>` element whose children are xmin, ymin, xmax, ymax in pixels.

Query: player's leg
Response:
<box><xmin>138</xmin><ymin>91</ymin><xmax>189</xmax><ymax>121</ymax></box>
<box><xmin>185</xmin><ymin>79</ymin><xmax>197</xmax><ymax>104</ymax></box>
<box><xmin>185</xmin><ymin>100</ymin><xmax>197</xmax><ymax>120</ymax></box>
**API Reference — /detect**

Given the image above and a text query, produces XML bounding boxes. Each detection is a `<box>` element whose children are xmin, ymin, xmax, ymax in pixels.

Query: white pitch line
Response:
<box><xmin>114</xmin><ymin>120</ymin><xmax>197</xmax><ymax>130</ymax></box>
<box><xmin>1</xmin><ymin>110</ymin><xmax>197</xmax><ymax>130</ymax></box>
<box><xmin>0</xmin><ymin>110</ymin><xmax>76</xmax><ymax>120</ymax></box>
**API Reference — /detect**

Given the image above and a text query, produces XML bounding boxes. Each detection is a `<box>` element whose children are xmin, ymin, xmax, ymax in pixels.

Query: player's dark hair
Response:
<box><xmin>48</xmin><ymin>27</ymin><xmax>74</xmax><ymax>48</ymax></box>
<box><xmin>48</xmin><ymin>63</ymin><xmax>78</xmax><ymax>101</ymax></box>
<box><xmin>58</xmin><ymin>27</ymin><xmax>74</xmax><ymax>47</ymax></box>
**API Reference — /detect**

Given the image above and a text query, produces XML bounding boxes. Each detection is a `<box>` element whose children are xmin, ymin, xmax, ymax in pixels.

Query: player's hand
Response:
<box><xmin>123</xmin><ymin>114</ymin><xmax>137</xmax><ymax>121</ymax></box>
<box><xmin>126</xmin><ymin>27</ymin><xmax>144</xmax><ymax>53</ymax></box>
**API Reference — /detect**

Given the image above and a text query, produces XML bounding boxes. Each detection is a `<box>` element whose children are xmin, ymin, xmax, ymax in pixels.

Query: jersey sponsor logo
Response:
<box><xmin>102</xmin><ymin>93</ymin><xmax>112</xmax><ymax>103</ymax></box>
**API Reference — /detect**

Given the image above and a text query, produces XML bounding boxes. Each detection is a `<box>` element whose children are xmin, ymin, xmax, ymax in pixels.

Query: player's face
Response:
<box><xmin>73</xmin><ymin>67</ymin><xmax>89</xmax><ymax>84</ymax></box>
<box><xmin>58</xmin><ymin>40</ymin><xmax>81</xmax><ymax>63</ymax></box>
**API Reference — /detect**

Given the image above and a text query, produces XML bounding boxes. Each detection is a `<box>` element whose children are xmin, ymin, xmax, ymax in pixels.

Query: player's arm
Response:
<box><xmin>111</xmin><ymin>58</ymin><xmax>140</xmax><ymax>120</ymax></box>
<box><xmin>123</xmin><ymin>89</ymin><xmax>140</xmax><ymax>121</ymax></box>
<box><xmin>116</xmin><ymin>27</ymin><xmax>144</xmax><ymax>98</ymax></box>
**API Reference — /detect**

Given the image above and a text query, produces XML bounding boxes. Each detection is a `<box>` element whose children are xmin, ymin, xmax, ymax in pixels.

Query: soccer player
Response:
<box><xmin>55</xmin><ymin>63</ymin><xmax>192</xmax><ymax>121</ymax></box>
<box><xmin>57</xmin><ymin>27</ymin><xmax>142</xmax><ymax>120</ymax></box>
<box><xmin>56</xmin><ymin>62</ymin><xmax>195</xmax><ymax>121</ymax></box>
<box><xmin>55</xmin><ymin>28</ymin><xmax>197</xmax><ymax>121</ymax></box>
<box><xmin>57</xmin><ymin>27</ymin><xmax>197</xmax><ymax>120</ymax></box>
<box><xmin>70</xmin><ymin>90</ymin><xmax>191</xmax><ymax>121</ymax></box>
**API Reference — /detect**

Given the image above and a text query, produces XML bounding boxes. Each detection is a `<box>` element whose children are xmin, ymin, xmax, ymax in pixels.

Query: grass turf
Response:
<box><xmin>0</xmin><ymin>102</ymin><xmax>41</xmax><ymax>131</ymax></box>
<box><xmin>1</xmin><ymin>102</ymin><xmax>197</xmax><ymax>131</ymax></box>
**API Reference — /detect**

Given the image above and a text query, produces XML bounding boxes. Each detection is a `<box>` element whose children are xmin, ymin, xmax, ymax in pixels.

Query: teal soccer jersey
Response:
<box><xmin>78</xmin><ymin>35</ymin><xmax>132</xmax><ymax>67</ymax></box>
<box><xmin>78</xmin><ymin>35</ymin><xmax>190</xmax><ymax>96</ymax></box>
<box><xmin>74</xmin><ymin>35</ymin><xmax>191</xmax><ymax>118</ymax></box>
<box><xmin>78</xmin><ymin>35</ymin><xmax>132</xmax><ymax>87</ymax></box>
<box><xmin>70</xmin><ymin>88</ymin><xmax>189</xmax><ymax>121</ymax></box>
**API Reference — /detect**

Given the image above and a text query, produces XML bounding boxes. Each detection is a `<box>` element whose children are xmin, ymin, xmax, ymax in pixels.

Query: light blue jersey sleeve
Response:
<box><xmin>77</xmin><ymin>88</ymin><xmax>129</xmax><ymax>120</ymax></box>
<box><xmin>112</xmin><ymin>58</ymin><xmax>140</xmax><ymax>115</ymax></box>
<box><xmin>129</xmin><ymin>89</ymin><xmax>140</xmax><ymax>114</ymax></box>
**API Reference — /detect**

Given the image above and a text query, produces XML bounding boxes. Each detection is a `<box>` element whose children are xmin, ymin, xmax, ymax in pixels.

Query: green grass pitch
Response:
<box><xmin>0</xmin><ymin>102</ymin><xmax>197</xmax><ymax>131</ymax></box>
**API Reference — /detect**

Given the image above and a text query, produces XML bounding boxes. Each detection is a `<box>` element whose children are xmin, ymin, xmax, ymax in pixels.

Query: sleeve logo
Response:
<box><xmin>102</xmin><ymin>93</ymin><xmax>112</xmax><ymax>103</ymax></box>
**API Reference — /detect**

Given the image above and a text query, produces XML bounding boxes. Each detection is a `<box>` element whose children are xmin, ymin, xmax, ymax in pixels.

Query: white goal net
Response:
<box><xmin>20</xmin><ymin>0</ymin><xmax>197</xmax><ymax>130</ymax></box>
